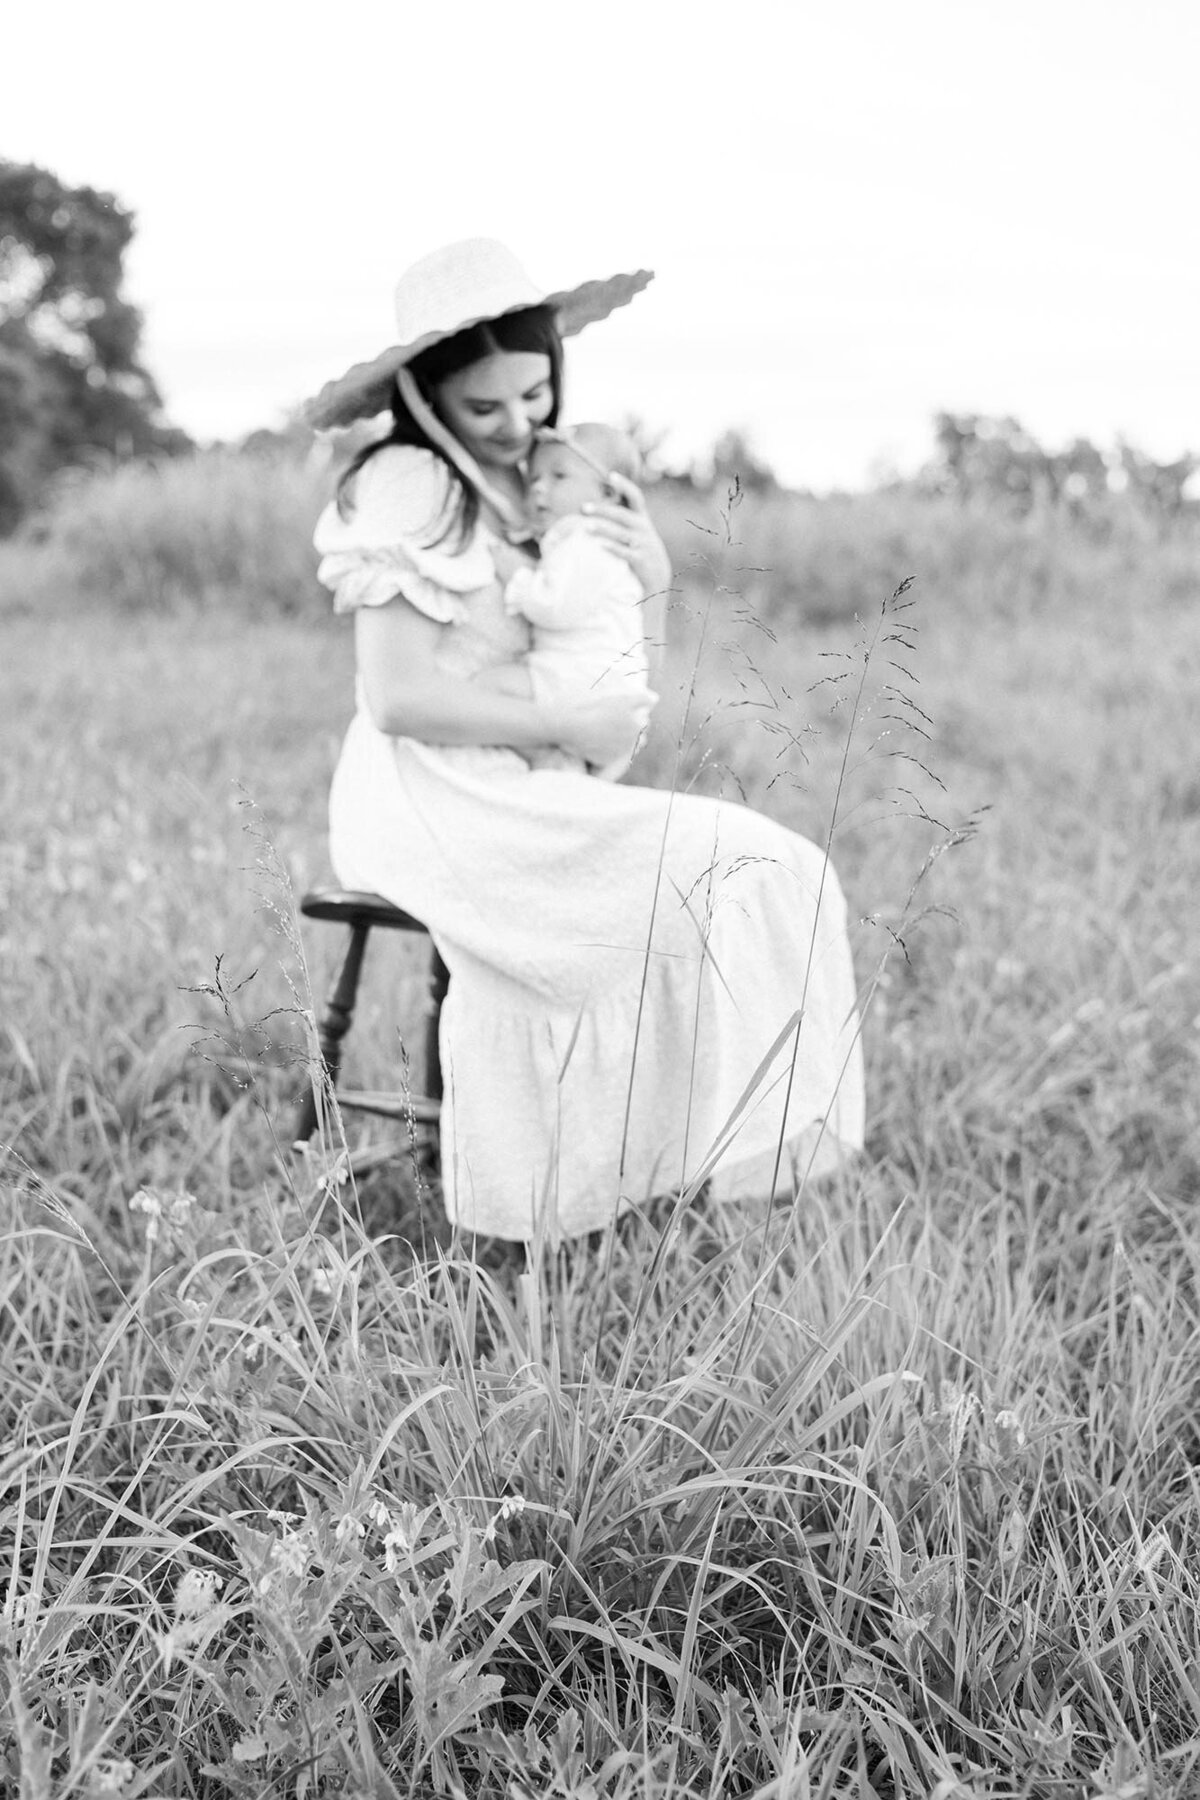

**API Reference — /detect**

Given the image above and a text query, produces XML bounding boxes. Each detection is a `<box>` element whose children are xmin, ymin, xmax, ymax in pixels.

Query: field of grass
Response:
<box><xmin>2</xmin><ymin>452</ymin><xmax>1200</xmax><ymax>1797</ymax></box>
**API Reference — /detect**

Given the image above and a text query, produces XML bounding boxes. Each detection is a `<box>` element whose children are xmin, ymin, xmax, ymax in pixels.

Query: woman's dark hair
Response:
<box><xmin>335</xmin><ymin>304</ymin><xmax>564</xmax><ymax>545</ymax></box>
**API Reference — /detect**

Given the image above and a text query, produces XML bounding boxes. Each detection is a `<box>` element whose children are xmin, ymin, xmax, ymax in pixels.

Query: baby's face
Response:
<box><xmin>528</xmin><ymin>441</ymin><xmax>607</xmax><ymax>529</ymax></box>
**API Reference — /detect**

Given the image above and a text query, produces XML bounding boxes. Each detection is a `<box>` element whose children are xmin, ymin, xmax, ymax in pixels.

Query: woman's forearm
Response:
<box><xmin>472</xmin><ymin>662</ymin><xmax>534</xmax><ymax>698</ymax></box>
<box><xmin>353</xmin><ymin>600</ymin><xmax>648</xmax><ymax>766</ymax></box>
<box><xmin>365</xmin><ymin>667</ymin><xmax>561</xmax><ymax>747</ymax></box>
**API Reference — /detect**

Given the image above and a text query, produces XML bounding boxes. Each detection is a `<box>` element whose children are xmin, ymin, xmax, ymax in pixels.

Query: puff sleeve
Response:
<box><xmin>313</xmin><ymin>446</ymin><xmax>495</xmax><ymax>622</ymax></box>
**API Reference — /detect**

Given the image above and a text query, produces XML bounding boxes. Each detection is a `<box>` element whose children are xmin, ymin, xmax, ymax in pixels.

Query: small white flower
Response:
<box><xmin>484</xmin><ymin>1494</ymin><xmax>527</xmax><ymax>1540</ymax></box>
<box><xmin>382</xmin><ymin>1527</ymin><xmax>412</xmax><ymax>1570</ymax></box>
<box><xmin>993</xmin><ymin>1409</ymin><xmax>1027</xmax><ymax>1464</ymax></box>
<box><xmin>175</xmin><ymin>1569</ymin><xmax>221</xmax><ymax>1618</ymax></box>
<box><xmin>335</xmin><ymin>1512</ymin><xmax>365</xmax><ymax>1545</ymax></box>
<box><xmin>91</xmin><ymin>1758</ymin><xmax>136</xmax><ymax>1795</ymax></box>
<box><xmin>130</xmin><ymin>1188</ymin><xmax>164</xmax><ymax>1244</ymax></box>
<box><xmin>232</xmin><ymin>1733</ymin><xmax>269</xmax><ymax>1764</ymax></box>
<box><xmin>382</xmin><ymin>1503</ymin><xmax>433</xmax><ymax>1570</ymax></box>
<box><xmin>273</xmin><ymin>1530</ymin><xmax>312</xmax><ymax>1577</ymax></box>
<box><xmin>130</xmin><ymin>1187</ymin><xmax>196</xmax><ymax>1247</ymax></box>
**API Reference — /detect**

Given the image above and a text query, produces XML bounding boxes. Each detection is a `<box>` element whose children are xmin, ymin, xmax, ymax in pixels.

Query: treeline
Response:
<box><xmin>646</xmin><ymin>417</ymin><xmax>1199</xmax><ymax>518</ymax></box>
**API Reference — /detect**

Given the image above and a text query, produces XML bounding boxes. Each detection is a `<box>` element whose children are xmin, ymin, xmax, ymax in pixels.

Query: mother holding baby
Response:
<box><xmin>308</xmin><ymin>238</ymin><xmax>864</xmax><ymax>1240</ymax></box>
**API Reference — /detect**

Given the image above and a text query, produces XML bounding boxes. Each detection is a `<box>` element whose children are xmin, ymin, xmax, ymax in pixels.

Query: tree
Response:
<box><xmin>709</xmin><ymin>427</ymin><xmax>781</xmax><ymax>496</ymax></box>
<box><xmin>0</xmin><ymin>160</ymin><xmax>188</xmax><ymax>531</ymax></box>
<box><xmin>926</xmin><ymin>412</ymin><xmax>1197</xmax><ymax>517</ymax></box>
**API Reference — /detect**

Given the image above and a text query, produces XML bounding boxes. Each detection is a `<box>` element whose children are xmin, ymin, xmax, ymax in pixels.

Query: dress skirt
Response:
<box><xmin>328</xmin><ymin>711</ymin><xmax>864</xmax><ymax>1240</ymax></box>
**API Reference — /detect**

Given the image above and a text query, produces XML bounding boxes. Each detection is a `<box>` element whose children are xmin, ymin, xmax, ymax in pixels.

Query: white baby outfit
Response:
<box><xmin>314</xmin><ymin>446</ymin><xmax>865</xmax><ymax>1241</ymax></box>
<box><xmin>505</xmin><ymin>518</ymin><xmax>652</xmax><ymax>779</ymax></box>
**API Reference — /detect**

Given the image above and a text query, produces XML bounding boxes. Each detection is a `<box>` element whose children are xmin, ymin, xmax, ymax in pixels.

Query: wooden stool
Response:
<box><xmin>292</xmin><ymin>887</ymin><xmax>449</xmax><ymax>1152</ymax></box>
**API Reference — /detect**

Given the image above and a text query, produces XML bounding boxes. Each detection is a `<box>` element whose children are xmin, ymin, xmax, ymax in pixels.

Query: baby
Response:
<box><xmin>489</xmin><ymin>423</ymin><xmax>655</xmax><ymax>779</ymax></box>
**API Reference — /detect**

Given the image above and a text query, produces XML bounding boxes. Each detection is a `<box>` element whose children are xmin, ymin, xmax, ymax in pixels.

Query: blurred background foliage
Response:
<box><xmin>1</xmin><ymin>155</ymin><xmax>1196</xmax><ymax>592</ymax></box>
<box><xmin>0</xmin><ymin>159</ymin><xmax>190</xmax><ymax>533</ymax></box>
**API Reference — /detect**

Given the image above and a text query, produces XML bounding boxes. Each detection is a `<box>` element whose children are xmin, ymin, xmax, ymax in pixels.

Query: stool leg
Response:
<box><xmin>293</xmin><ymin>922</ymin><xmax>371</xmax><ymax>1142</ymax></box>
<box><xmin>425</xmin><ymin>947</ymin><xmax>450</xmax><ymax>1104</ymax></box>
<box><xmin>411</xmin><ymin>946</ymin><xmax>450</xmax><ymax>1178</ymax></box>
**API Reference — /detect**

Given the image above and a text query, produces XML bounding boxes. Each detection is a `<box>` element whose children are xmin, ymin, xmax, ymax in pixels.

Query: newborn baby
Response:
<box><xmin>503</xmin><ymin>422</ymin><xmax>655</xmax><ymax>779</ymax></box>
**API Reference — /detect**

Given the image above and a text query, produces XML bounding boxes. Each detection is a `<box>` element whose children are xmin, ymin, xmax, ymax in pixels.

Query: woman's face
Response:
<box><xmin>432</xmin><ymin>351</ymin><xmax>554</xmax><ymax>472</ymax></box>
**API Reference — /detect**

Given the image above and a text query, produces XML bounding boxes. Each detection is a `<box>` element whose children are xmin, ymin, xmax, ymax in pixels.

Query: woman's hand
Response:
<box><xmin>581</xmin><ymin>475</ymin><xmax>672</xmax><ymax>595</ymax></box>
<box><xmin>553</xmin><ymin>689</ymin><xmax>657</xmax><ymax>769</ymax></box>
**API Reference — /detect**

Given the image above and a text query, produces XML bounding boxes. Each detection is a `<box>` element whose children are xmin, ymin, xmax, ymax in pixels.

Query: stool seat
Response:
<box><xmin>300</xmin><ymin>888</ymin><xmax>427</xmax><ymax>933</ymax></box>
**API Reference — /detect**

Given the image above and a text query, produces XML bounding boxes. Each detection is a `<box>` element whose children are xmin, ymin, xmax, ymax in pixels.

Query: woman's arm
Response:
<box><xmin>356</xmin><ymin>599</ymin><xmax>647</xmax><ymax>764</ymax></box>
<box><xmin>473</xmin><ymin>662</ymin><xmax>533</xmax><ymax>697</ymax></box>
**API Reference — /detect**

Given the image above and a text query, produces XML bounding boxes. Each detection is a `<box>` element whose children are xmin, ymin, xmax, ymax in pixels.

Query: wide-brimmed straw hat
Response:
<box><xmin>305</xmin><ymin>238</ymin><xmax>654</xmax><ymax>432</ymax></box>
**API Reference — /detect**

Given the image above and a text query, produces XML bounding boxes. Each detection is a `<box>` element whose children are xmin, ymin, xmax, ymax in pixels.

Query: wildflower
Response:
<box><xmin>129</xmin><ymin>1186</ymin><xmax>196</xmax><ymax>1248</ymax></box>
<box><xmin>232</xmin><ymin>1733</ymin><xmax>269</xmax><ymax>1764</ymax></box>
<box><xmin>90</xmin><ymin>1759</ymin><xmax>136</xmax><ymax>1795</ymax></box>
<box><xmin>175</xmin><ymin>1569</ymin><xmax>222</xmax><ymax>1617</ymax></box>
<box><xmin>993</xmin><ymin>1409</ymin><xmax>1027</xmax><ymax>1465</ymax></box>
<box><xmin>483</xmin><ymin>1494</ymin><xmax>527</xmax><ymax>1541</ymax></box>
<box><xmin>271</xmin><ymin>1529</ymin><xmax>312</xmax><ymax>1579</ymax></box>
<box><xmin>367</xmin><ymin>1498</ymin><xmax>393</xmax><ymax>1532</ymax></box>
<box><xmin>382</xmin><ymin>1503</ymin><xmax>433</xmax><ymax>1571</ymax></box>
<box><xmin>129</xmin><ymin>1189</ymin><xmax>163</xmax><ymax>1244</ymax></box>
<box><xmin>335</xmin><ymin>1512</ymin><xmax>366</xmax><ymax>1545</ymax></box>
<box><xmin>157</xmin><ymin>1569</ymin><xmax>226</xmax><ymax>1672</ymax></box>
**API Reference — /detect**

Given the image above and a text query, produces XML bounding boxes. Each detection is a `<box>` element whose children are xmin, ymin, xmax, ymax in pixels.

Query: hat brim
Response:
<box><xmin>304</xmin><ymin>267</ymin><xmax>653</xmax><ymax>432</ymax></box>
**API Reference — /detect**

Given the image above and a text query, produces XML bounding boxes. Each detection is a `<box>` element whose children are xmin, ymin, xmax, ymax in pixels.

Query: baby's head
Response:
<box><xmin>527</xmin><ymin>423</ymin><xmax>642</xmax><ymax>530</ymax></box>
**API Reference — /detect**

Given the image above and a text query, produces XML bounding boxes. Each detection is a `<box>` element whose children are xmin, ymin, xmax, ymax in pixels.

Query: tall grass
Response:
<box><xmin>4</xmin><ymin>444</ymin><xmax>1196</xmax><ymax>625</ymax></box>
<box><xmin>3</xmin><ymin>449</ymin><xmax>1199</xmax><ymax>1795</ymax></box>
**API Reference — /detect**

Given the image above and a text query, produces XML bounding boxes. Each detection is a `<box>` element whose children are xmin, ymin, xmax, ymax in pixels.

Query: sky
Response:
<box><xmin>5</xmin><ymin>0</ymin><xmax>1198</xmax><ymax>490</ymax></box>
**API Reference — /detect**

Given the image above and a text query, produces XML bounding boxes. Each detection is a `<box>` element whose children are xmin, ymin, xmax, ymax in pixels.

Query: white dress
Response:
<box><xmin>315</xmin><ymin>446</ymin><xmax>865</xmax><ymax>1241</ymax></box>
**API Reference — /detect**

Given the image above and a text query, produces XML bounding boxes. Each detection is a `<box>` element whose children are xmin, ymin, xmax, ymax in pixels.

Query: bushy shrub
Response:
<box><xmin>0</xmin><ymin>447</ymin><xmax>331</xmax><ymax>618</ymax></box>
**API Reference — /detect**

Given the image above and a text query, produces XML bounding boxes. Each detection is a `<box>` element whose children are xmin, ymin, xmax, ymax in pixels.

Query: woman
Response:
<box><xmin>308</xmin><ymin>239</ymin><xmax>864</xmax><ymax>1240</ymax></box>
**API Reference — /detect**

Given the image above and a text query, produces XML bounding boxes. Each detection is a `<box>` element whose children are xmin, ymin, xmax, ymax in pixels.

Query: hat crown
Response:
<box><xmin>392</xmin><ymin>238</ymin><xmax>544</xmax><ymax>346</ymax></box>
